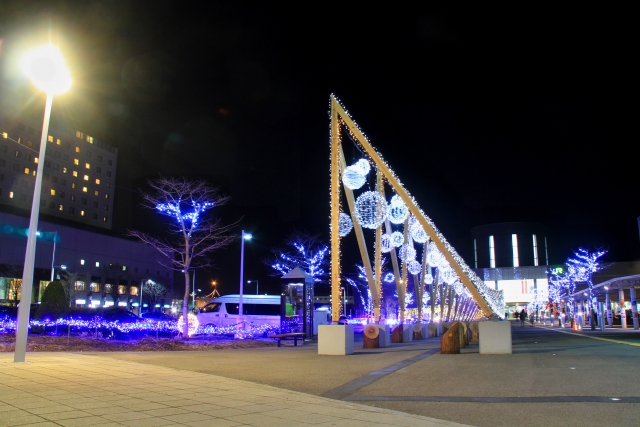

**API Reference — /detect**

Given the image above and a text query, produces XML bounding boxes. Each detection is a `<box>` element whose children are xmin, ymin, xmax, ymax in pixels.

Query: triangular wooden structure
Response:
<box><xmin>329</xmin><ymin>95</ymin><xmax>503</xmax><ymax>322</ymax></box>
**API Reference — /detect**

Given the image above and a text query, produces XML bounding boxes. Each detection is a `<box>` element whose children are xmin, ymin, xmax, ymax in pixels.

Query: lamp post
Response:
<box><xmin>49</xmin><ymin>231</ymin><xmax>59</xmax><ymax>282</ymax></box>
<box><xmin>51</xmin><ymin>265</ymin><xmax>67</xmax><ymax>282</ymax></box>
<box><xmin>239</xmin><ymin>231</ymin><xmax>252</xmax><ymax>318</ymax></box>
<box><xmin>247</xmin><ymin>280</ymin><xmax>259</xmax><ymax>295</ymax></box>
<box><xmin>14</xmin><ymin>45</ymin><xmax>72</xmax><ymax>363</ymax></box>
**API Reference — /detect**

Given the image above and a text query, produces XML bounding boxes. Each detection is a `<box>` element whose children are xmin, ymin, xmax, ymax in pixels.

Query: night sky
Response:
<box><xmin>0</xmin><ymin>2</ymin><xmax>635</xmax><ymax>296</ymax></box>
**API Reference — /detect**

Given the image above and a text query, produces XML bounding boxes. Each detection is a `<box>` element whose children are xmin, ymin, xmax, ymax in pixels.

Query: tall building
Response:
<box><xmin>0</xmin><ymin>99</ymin><xmax>174</xmax><ymax>311</ymax></box>
<box><xmin>0</xmin><ymin>103</ymin><xmax>117</xmax><ymax>229</ymax></box>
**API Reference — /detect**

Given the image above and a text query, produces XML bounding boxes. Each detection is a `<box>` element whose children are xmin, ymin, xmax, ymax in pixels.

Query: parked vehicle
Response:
<box><xmin>197</xmin><ymin>295</ymin><xmax>281</xmax><ymax>328</ymax></box>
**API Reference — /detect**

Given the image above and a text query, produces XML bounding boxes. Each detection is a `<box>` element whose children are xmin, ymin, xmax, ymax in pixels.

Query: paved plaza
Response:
<box><xmin>2</xmin><ymin>322</ymin><xmax>640</xmax><ymax>426</ymax></box>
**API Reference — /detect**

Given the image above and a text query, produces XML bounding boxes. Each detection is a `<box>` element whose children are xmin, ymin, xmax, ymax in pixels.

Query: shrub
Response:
<box><xmin>35</xmin><ymin>281</ymin><xmax>68</xmax><ymax>319</ymax></box>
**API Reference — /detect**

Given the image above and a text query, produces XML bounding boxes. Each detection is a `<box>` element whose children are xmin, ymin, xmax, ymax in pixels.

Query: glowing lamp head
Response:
<box><xmin>243</xmin><ymin>233</ymin><xmax>252</xmax><ymax>240</ymax></box>
<box><xmin>22</xmin><ymin>45</ymin><xmax>72</xmax><ymax>94</ymax></box>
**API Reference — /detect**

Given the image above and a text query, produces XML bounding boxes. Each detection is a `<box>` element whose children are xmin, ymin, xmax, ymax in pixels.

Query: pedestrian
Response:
<box><xmin>520</xmin><ymin>309</ymin><xmax>527</xmax><ymax>327</ymax></box>
<box><xmin>530</xmin><ymin>311</ymin><xmax>534</xmax><ymax>326</ymax></box>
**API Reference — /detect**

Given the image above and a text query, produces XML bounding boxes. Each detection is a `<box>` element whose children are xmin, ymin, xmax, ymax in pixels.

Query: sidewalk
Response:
<box><xmin>0</xmin><ymin>352</ymin><xmax>471</xmax><ymax>427</ymax></box>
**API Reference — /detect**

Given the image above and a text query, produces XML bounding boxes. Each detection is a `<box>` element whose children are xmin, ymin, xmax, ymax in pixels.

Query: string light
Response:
<box><xmin>408</xmin><ymin>260</ymin><xmax>421</xmax><ymax>275</ymax></box>
<box><xmin>338</xmin><ymin>212</ymin><xmax>353</xmax><ymax>237</ymax></box>
<box><xmin>342</xmin><ymin>165</ymin><xmax>366</xmax><ymax>190</ymax></box>
<box><xmin>380</xmin><ymin>233</ymin><xmax>393</xmax><ymax>252</ymax></box>
<box><xmin>354</xmin><ymin>158</ymin><xmax>371</xmax><ymax>175</ymax></box>
<box><xmin>410</xmin><ymin>218</ymin><xmax>429</xmax><ymax>244</ymax></box>
<box><xmin>387</xmin><ymin>195</ymin><xmax>409</xmax><ymax>224</ymax></box>
<box><xmin>398</xmin><ymin>244</ymin><xmax>416</xmax><ymax>262</ymax></box>
<box><xmin>391</xmin><ymin>231</ymin><xmax>404</xmax><ymax>247</ymax></box>
<box><xmin>354</xmin><ymin>191</ymin><xmax>387</xmax><ymax>229</ymax></box>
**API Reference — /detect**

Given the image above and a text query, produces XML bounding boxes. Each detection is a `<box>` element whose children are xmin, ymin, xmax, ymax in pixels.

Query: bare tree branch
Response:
<box><xmin>127</xmin><ymin>176</ymin><xmax>237</xmax><ymax>337</ymax></box>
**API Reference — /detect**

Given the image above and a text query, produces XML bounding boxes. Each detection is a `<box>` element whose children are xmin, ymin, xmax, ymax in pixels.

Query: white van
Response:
<box><xmin>197</xmin><ymin>294</ymin><xmax>281</xmax><ymax>328</ymax></box>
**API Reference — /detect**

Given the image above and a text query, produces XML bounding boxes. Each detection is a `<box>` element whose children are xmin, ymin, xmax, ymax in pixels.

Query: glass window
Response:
<box><xmin>70</xmin><ymin>195</ymin><xmax>76</xmax><ymax>201</ymax></box>
<box><xmin>103</xmin><ymin>216</ymin><xmax>108</xmax><ymax>222</ymax></box>
<box><xmin>23</xmin><ymin>167</ymin><xmax>30</xmax><ymax>174</ymax></box>
<box><xmin>118</xmin><ymin>285</ymin><xmax>127</xmax><ymax>295</ymax></box>
<box><xmin>15</xmin><ymin>150</ymin><xmax>21</xmax><ymax>157</ymax></box>
<box><xmin>489</xmin><ymin>235</ymin><xmax>495</xmax><ymax>269</ymax></box>
<box><xmin>82</xmin><ymin>187</ymin><xmax>88</xmax><ymax>192</ymax></box>
<box><xmin>532</xmin><ymin>235</ymin><xmax>539</xmax><ymax>267</ymax></box>
<box><xmin>50</xmin><ymin>189</ymin><xmax>55</xmax><ymax>196</ymax></box>
<box><xmin>75</xmin><ymin>281</ymin><xmax>85</xmax><ymax>291</ymax></box>
<box><xmin>104</xmin><ymin>284</ymin><xmax>113</xmax><ymax>293</ymax></box>
<box><xmin>74</xmin><ymin>158</ymin><xmax>79</xmax><ymax>165</ymax></box>
<box><xmin>108</xmin><ymin>159</ymin><xmax>112</xmax><ymax>166</ymax></box>
<box><xmin>94</xmin><ymin>190</ymin><xmax>99</xmax><ymax>196</ymax></box>
<box><xmin>75</xmin><ymin>146</ymin><xmax>80</xmax><ymax>153</ymax></box>
<box><xmin>225</xmin><ymin>304</ymin><xmax>239</xmax><ymax>315</ymax></box>
<box><xmin>95</xmin><ymin>178</ymin><xmax>100</xmax><ymax>184</ymax></box>
<box><xmin>85</xmin><ymin>163</ymin><xmax>90</xmax><ymax>169</ymax></box>
<box><xmin>48</xmin><ymin>135</ymin><xmax>53</xmax><ymax>142</ymax></box>
<box><xmin>130</xmin><ymin>286</ymin><xmax>138</xmax><ymax>296</ymax></box>
<box><xmin>72</xmin><ymin>170</ymin><xmax>78</xmax><ymax>177</ymax></box>
<box><xmin>90</xmin><ymin>282</ymin><xmax>100</xmax><ymax>292</ymax></box>
<box><xmin>9</xmin><ymin>191</ymin><xmax>14</xmax><ymax>198</ymax></box>
<box><xmin>68</xmin><ymin>207</ymin><xmax>75</xmax><ymax>214</ymax></box>
<box><xmin>200</xmin><ymin>303</ymin><xmax>220</xmax><ymax>313</ymax></box>
<box><xmin>56</xmin><ymin>138</ymin><xmax>61</xmax><ymax>145</ymax></box>
<box><xmin>80</xmin><ymin>210</ymin><xmax>85</xmax><ymax>216</ymax></box>
<box><xmin>83</xmin><ymin>175</ymin><xmax>89</xmax><ymax>181</ymax></box>
<box><xmin>107</xmin><ymin>171</ymin><xmax>112</xmax><ymax>177</ymax></box>
<box><xmin>58</xmin><ymin>204</ymin><xmax>63</xmax><ymax>211</ymax></box>
<box><xmin>512</xmin><ymin>234</ymin><xmax>519</xmax><ymax>267</ymax></box>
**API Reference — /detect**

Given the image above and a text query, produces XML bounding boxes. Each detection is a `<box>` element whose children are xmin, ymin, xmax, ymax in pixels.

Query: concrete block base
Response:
<box><xmin>318</xmin><ymin>325</ymin><xmax>354</xmax><ymax>355</ymax></box>
<box><xmin>479</xmin><ymin>321</ymin><xmax>512</xmax><ymax>354</ymax></box>
<box><xmin>402</xmin><ymin>324</ymin><xmax>413</xmax><ymax>342</ymax></box>
<box><xmin>378</xmin><ymin>324</ymin><xmax>391</xmax><ymax>347</ymax></box>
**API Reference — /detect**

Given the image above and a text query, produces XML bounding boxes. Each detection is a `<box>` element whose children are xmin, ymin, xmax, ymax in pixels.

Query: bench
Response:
<box><xmin>268</xmin><ymin>333</ymin><xmax>305</xmax><ymax>347</ymax></box>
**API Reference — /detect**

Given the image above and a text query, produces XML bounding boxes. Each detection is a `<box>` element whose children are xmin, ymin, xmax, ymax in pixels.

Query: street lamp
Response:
<box><xmin>247</xmin><ymin>280</ymin><xmax>259</xmax><ymax>295</ymax></box>
<box><xmin>239</xmin><ymin>231</ymin><xmax>252</xmax><ymax>318</ymax></box>
<box><xmin>15</xmin><ymin>44</ymin><xmax>71</xmax><ymax>363</ymax></box>
<box><xmin>51</xmin><ymin>264</ymin><xmax>67</xmax><ymax>281</ymax></box>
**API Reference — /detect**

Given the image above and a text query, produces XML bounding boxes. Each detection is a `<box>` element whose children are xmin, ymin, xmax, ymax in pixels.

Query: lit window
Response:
<box><xmin>118</xmin><ymin>285</ymin><xmax>127</xmax><ymax>295</ymax></box>
<box><xmin>86</xmin><ymin>135</ymin><xmax>94</xmax><ymax>143</ymax></box>
<box><xmin>23</xmin><ymin>167</ymin><xmax>30</xmax><ymax>174</ymax></box>
<box><xmin>95</xmin><ymin>178</ymin><xmax>100</xmax><ymax>184</ymax></box>
<box><xmin>82</xmin><ymin>187</ymin><xmax>88</xmax><ymax>192</ymax></box>
<box><xmin>75</xmin><ymin>146</ymin><xmax>80</xmax><ymax>153</ymax></box>
<box><xmin>90</xmin><ymin>282</ymin><xmax>100</xmax><ymax>292</ymax></box>
<box><xmin>512</xmin><ymin>234</ymin><xmax>519</xmax><ymax>267</ymax></box>
<box><xmin>58</xmin><ymin>204</ymin><xmax>63</xmax><ymax>211</ymax></box>
<box><xmin>72</xmin><ymin>171</ymin><xmax>78</xmax><ymax>177</ymax></box>
<box><xmin>75</xmin><ymin>282</ymin><xmax>85</xmax><ymax>291</ymax></box>
<box><xmin>95</xmin><ymin>261</ymin><xmax>100</xmax><ymax>267</ymax></box>
<box><xmin>74</xmin><ymin>159</ymin><xmax>79</xmax><ymax>165</ymax></box>
<box><xmin>50</xmin><ymin>189</ymin><xmax>56</xmax><ymax>196</ymax></box>
<box><xmin>130</xmin><ymin>286</ymin><xmax>138</xmax><ymax>296</ymax></box>
<box><xmin>9</xmin><ymin>191</ymin><xmax>14</xmax><ymax>198</ymax></box>
<box><xmin>103</xmin><ymin>216</ymin><xmax>108</xmax><ymax>222</ymax></box>
<box><xmin>80</xmin><ymin>259</ymin><xmax>85</xmax><ymax>265</ymax></box>
<box><xmin>62</xmin><ymin>167</ymin><xmax>67</xmax><ymax>173</ymax></box>
<box><xmin>75</xmin><ymin>131</ymin><xmax>84</xmax><ymax>139</ymax></box>
<box><xmin>532</xmin><ymin>235</ymin><xmax>539</xmax><ymax>267</ymax></box>
<box><xmin>122</xmin><ymin>265</ymin><xmax>127</xmax><ymax>271</ymax></box>
<box><xmin>47</xmin><ymin>135</ymin><xmax>53</xmax><ymax>142</ymax></box>
<box><xmin>489</xmin><ymin>235</ymin><xmax>495</xmax><ymax>268</ymax></box>
<box><xmin>15</xmin><ymin>150</ymin><xmax>21</xmax><ymax>157</ymax></box>
<box><xmin>80</xmin><ymin>210</ymin><xmax>85</xmax><ymax>216</ymax></box>
<box><xmin>56</xmin><ymin>138</ymin><xmax>61</xmax><ymax>145</ymax></box>
<box><xmin>473</xmin><ymin>238</ymin><xmax>478</xmax><ymax>269</ymax></box>
<box><xmin>83</xmin><ymin>175</ymin><xmax>89</xmax><ymax>181</ymax></box>
<box><xmin>71</xmin><ymin>183</ymin><xmax>76</xmax><ymax>189</ymax></box>
<box><xmin>94</xmin><ymin>190</ymin><xmax>99</xmax><ymax>196</ymax></box>
<box><xmin>85</xmin><ymin>163</ymin><xmax>90</xmax><ymax>169</ymax></box>
<box><xmin>104</xmin><ymin>193</ymin><xmax>109</xmax><ymax>199</ymax></box>
<box><xmin>32</xmin><ymin>170</ymin><xmax>36</xmax><ymax>176</ymax></box>
<box><xmin>34</xmin><ymin>157</ymin><xmax>39</xmax><ymax>164</ymax></box>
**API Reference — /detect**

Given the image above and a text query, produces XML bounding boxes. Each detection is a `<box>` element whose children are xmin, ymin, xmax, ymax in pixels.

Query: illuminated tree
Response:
<box><xmin>567</xmin><ymin>248</ymin><xmax>607</xmax><ymax>304</ymax></box>
<box><xmin>268</xmin><ymin>232</ymin><xmax>329</xmax><ymax>282</ymax></box>
<box><xmin>128</xmin><ymin>177</ymin><xmax>236</xmax><ymax>337</ymax></box>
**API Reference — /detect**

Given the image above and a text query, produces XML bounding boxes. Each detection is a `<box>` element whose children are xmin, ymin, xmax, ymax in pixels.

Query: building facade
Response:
<box><xmin>0</xmin><ymin>212</ymin><xmax>174</xmax><ymax>310</ymax></box>
<box><xmin>0</xmin><ymin>102</ymin><xmax>117</xmax><ymax>229</ymax></box>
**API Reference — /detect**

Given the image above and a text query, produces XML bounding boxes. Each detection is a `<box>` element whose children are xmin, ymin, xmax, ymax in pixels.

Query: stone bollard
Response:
<box><xmin>440</xmin><ymin>322</ymin><xmax>461</xmax><ymax>354</ymax></box>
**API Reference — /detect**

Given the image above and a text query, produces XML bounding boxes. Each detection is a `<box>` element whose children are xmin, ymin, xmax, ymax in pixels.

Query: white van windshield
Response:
<box><xmin>200</xmin><ymin>303</ymin><xmax>221</xmax><ymax>313</ymax></box>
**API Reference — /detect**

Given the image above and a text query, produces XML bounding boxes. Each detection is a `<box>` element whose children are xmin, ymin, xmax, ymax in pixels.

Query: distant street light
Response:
<box><xmin>247</xmin><ymin>280</ymin><xmax>259</xmax><ymax>295</ymax></box>
<box><xmin>15</xmin><ymin>44</ymin><xmax>71</xmax><ymax>363</ymax></box>
<box><xmin>239</xmin><ymin>231</ymin><xmax>252</xmax><ymax>318</ymax></box>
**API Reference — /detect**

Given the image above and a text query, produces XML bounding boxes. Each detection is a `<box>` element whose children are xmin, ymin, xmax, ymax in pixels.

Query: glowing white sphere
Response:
<box><xmin>354</xmin><ymin>191</ymin><xmax>387</xmax><ymax>229</ymax></box>
<box><xmin>407</xmin><ymin>260</ymin><xmax>421</xmax><ymax>275</ymax></box>
<box><xmin>384</xmin><ymin>272</ymin><xmax>395</xmax><ymax>283</ymax></box>
<box><xmin>424</xmin><ymin>272</ymin><xmax>434</xmax><ymax>285</ymax></box>
<box><xmin>440</xmin><ymin>264</ymin><xmax>457</xmax><ymax>284</ymax></box>
<box><xmin>410</xmin><ymin>220</ymin><xmax>429</xmax><ymax>243</ymax></box>
<box><xmin>398</xmin><ymin>244</ymin><xmax>416</xmax><ymax>262</ymax></box>
<box><xmin>354</xmin><ymin>158</ymin><xmax>371</xmax><ymax>175</ymax></box>
<box><xmin>338</xmin><ymin>213</ymin><xmax>353</xmax><ymax>237</ymax></box>
<box><xmin>380</xmin><ymin>234</ymin><xmax>393</xmax><ymax>253</ymax></box>
<box><xmin>387</xmin><ymin>195</ymin><xmax>409</xmax><ymax>224</ymax></box>
<box><xmin>177</xmin><ymin>312</ymin><xmax>199</xmax><ymax>336</ymax></box>
<box><xmin>391</xmin><ymin>231</ymin><xmax>404</xmax><ymax>247</ymax></box>
<box><xmin>342</xmin><ymin>165</ymin><xmax>366</xmax><ymax>190</ymax></box>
